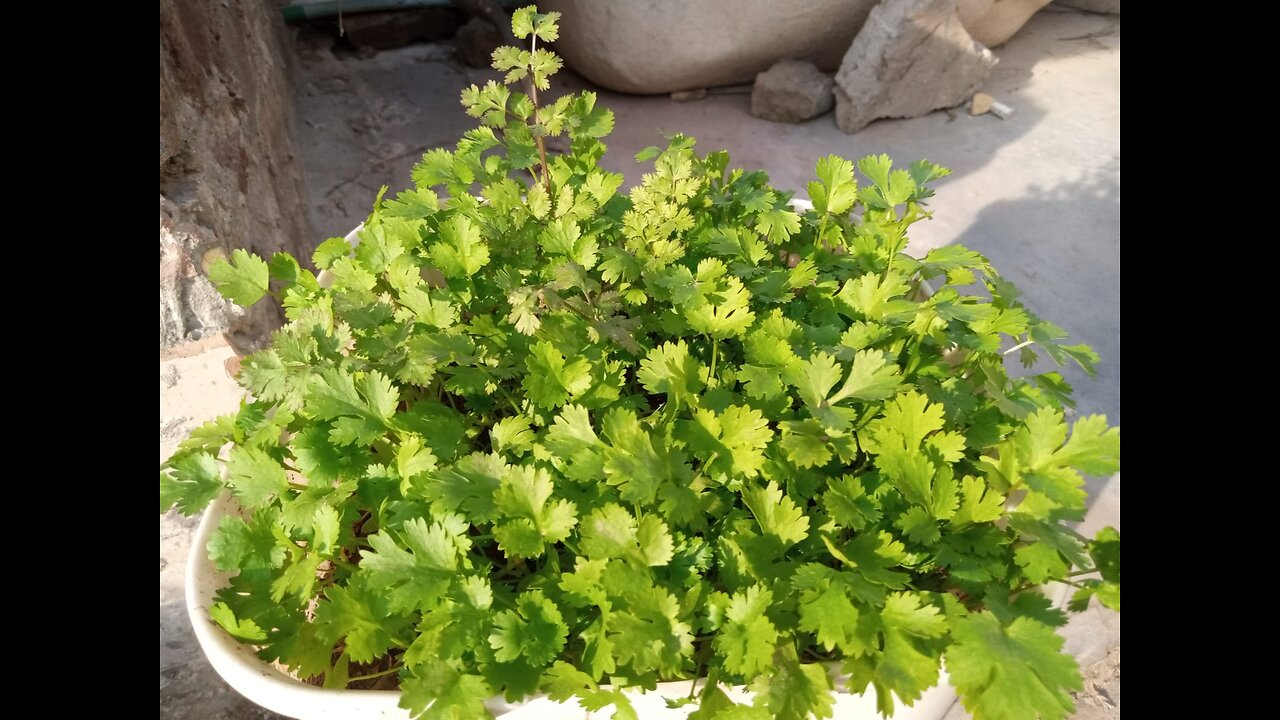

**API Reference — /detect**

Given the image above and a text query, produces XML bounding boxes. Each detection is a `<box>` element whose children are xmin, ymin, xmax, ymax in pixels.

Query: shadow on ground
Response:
<box><xmin>950</xmin><ymin>160</ymin><xmax>1120</xmax><ymax>427</ymax></box>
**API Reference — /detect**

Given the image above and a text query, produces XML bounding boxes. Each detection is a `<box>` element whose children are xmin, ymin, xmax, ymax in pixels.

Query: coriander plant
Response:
<box><xmin>161</xmin><ymin>6</ymin><xmax>1121</xmax><ymax>719</ymax></box>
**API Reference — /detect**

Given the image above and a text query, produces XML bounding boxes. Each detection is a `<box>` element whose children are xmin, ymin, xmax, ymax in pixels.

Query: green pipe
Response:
<box><xmin>281</xmin><ymin>0</ymin><xmax>512</xmax><ymax>24</ymax></box>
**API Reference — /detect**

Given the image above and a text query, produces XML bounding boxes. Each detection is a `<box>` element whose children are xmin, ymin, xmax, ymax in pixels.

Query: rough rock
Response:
<box><xmin>542</xmin><ymin>0</ymin><xmax>879</xmax><ymax>94</ymax></box>
<box><xmin>957</xmin><ymin>0</ymin><xmax>1052</xmax><ymax>47</ymax></box>
<box><xmin>341</xmin><ymin>8</ymin><xmax>461</xmax><ymax>51</ymax></box>
<box><xmin>1055</xmin><ymin>0</ymin><xmax>1120</xmax><ymax>13</ymax></box>
<box><xmin>159</xmin><ymin>196</ymin><xmax>241</xmax><ymax>349</ymax></box>
<box><xmin>750</xmin><ymin>60</ymin><xmax>835</xmax><ymax>123</ymax></box>
<box><xmin>971</xmin><ymin>91</ymin><xmax>994</xmax><ymax>115</ymax></box>
<box><xmin>834</xmin><ymin>0</ymin><xmax>998</xmax><ymax>134</ymax></box>
<box><xmin>160</xmin><ymin>0</ymin><xmax>313</xmax><ymax>352</ymax></box>
<box><xmin>455</xmin><ymin>16</ymin><xmax>502</xmax><ymax>68</ymax></box>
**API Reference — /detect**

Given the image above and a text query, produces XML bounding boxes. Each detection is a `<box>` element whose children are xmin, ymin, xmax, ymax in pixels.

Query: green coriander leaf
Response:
<box><xmin>742</xmin><ymin>481</ymin><xmax>809</xmax><ymax>546</ymax></box>
<box><xmin>600</xmin><ymin>408</ymin><xmax>684</xmax><ymax>505</ymax></box>
<box><xmin>399</xmin><ymin>662</ymin><xmax>492</xmax><ymax>720</ymax></box>
<box><xmin>160</xmin><ymin>452</ymin><xmax>223</xmax><ymax>515</ymax></box>
<box><xmin>430</xmin><ymin>215</ymin><xmax>490</xmax><ymax>279</ymax></box>
<box><xmin>947</xmin><ymin>613</ymin><xmax>1082</xmax><ymax>720</ymax></box>
<box><xmin>755</xmin><ymin>207</ymin><xmax>801</xmax><ymax>244</ymax></box>
<box><xmin>751</xmin><ymin>647</ymin><xmax>835</xmax><ymax>720</ymax></box>
<box><xmin>637</xmin><ymin>340</ymin><xmax>705</xmax><ymax>408</ymax></box>
<box><xmin>225</xmin><ymin>446</ymin><xmax>287</xmax><ymax>506</ymax></box>
<box><xmin>360</xmin><ymin>517</ymin><xmax>461</xmax><ymax>613</ymax></box>
<box><xmin>493</xmin><ymin>464</ymin><xmax>578</xmax><ymax>557</ymax></box>
<box><xmin>206</xmin><ymin>510</ymin><xmax>286</xmax><ymax>572</ymax></box>
<box><xmin>794</xmin><ymin>565</ymin><xmax>864</xmax><ymax>654</ymax></box>
<box><xmin>859</xmin><ymin>592</ymin><xmax>948</xmax><ymax>714</ymax></box>
<box><xmin>836</xmin><ymin>272</ymin><xmax>911</xmax><ymax>322</ymax></box>
<box><xmin>715</xmin><ymin>586</ymin><xmax>778</xmax><ymax>677</ymax></box>
<box><xmin>488</xmin><ymin>591</ymin><xmax>568</xmax><ymax>665</ymax></box>
<box><xmin>827</xmin><ymin>349</ymin><xmax>902</xmax><ymax>403</ymax></box>
<box><xmin>208</xmin><ymin>249</ymin><xmax>269</xmax><ymax>307</ymax></box>
<box><xmin>1090</xmin><ymin>526</ymin><xmax>1121</xmax><ymax>582</ymax></box>
<box><xmin>314</xmin><ymin>583</ymin><xmax>409</xmax><ymax>664</ymax></box>
<box><xmin>785</xmin><ymin>352</ymin><xmax>842</xmax><ymax>409</ymax></box>
<box><xmin>822</xmin><ymin>475</ymin><xmax>881</xmax><ymax>530</ymax></box>
<box><xmin>524</xmin><ymin>341</ymin><xmax>592</xmax><ymax>409</ymax></box>
<box><xmin>1015</xmin><ymin>543</ymin><xmax>1068</xmax><ymax>584</ymax></box>
<box><xmin>490</xmin><ymin>415</ymin><xmax>535</xmax><ymax>456</ymax></box>
<box><xmin>779</xmin><ymin>419</ymin><xmax>833</xmax><ymax>469</ymax></box>
<box><xmin>312</xmin><ymin>237</ymin><xmax>353</xmax><ymax>270</ymax></box>
<box><xmin>813</xmin><ymin>154</ymin><xmax>858</xmax><ymax>216</ymax></box>
<box><xmin>208</xmin><ymin>601</ymin><xmax>268</xmax><ymax>642</ymax></box>
<box><xmin>579</xmin><ymin>503</ymin><xmax>637</xmax><ymax>560</ymax></box>
<box><xmin>684</xmin><ymin>405</ymin><xmax>773</xmax><ymax>479</ymax></box>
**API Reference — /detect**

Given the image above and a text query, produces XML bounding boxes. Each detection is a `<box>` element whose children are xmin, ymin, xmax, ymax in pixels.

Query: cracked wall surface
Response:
<box><xmin>159</xmin><ymin>0</ymin><xmax>314</xmax><ymax>353</ymax></box>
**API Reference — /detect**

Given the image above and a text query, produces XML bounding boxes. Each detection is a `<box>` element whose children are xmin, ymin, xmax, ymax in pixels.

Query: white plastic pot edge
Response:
<box><xmin>191</xmin><ymin>198</ymin><xmax>959</xmax><ymax>719</ymax></box>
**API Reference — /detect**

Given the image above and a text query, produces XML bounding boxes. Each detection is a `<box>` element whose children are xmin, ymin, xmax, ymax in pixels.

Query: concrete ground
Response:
<box><xmin>160</xmin><ymin>7</ymin><xmax>1119</xmax><ymax>718</ymax></box>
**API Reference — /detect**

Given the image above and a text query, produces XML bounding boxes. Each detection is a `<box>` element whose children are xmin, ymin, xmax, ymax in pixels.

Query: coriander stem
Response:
<box><xmin>709</xmin><ymin>338</ymin><xmax>719</xmax><ymax>383</ymax></box>
<box><xmin>528</xmin><ymin>32</ymin><xmax>551</xmax><ymax>193</ymax></box>
<box><xmin>1003</xmin><ymin>339</ymin><xmax>1036</xmax><ymax>356</ymax></box>
<box><xmin>492</xmin><ymin>382</ymin><xmax>522</xmax><ymax>414</ymax></box>
<box><xmin>348</xmin><ymin>664</ymin><xmax>403</xmax><ymax>682</ymax></box>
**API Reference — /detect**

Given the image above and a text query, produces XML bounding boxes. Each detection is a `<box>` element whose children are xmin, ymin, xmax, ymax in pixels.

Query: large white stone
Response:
<box><xmin>958</xmin><ymin>0</ymin><xmax>1053</xmax><ymax>47</ymax></box>
<box><xmin>543</xmin><ymin>0</ymin><xmax>878</xmax><ymax>94</ymax></box>
<box><xmin>834</xmin><ymin>0</ymin><xmax>998</xmax><ymax>133</ymax></box>
<box><xmin>1055</xmin><ymin>0</ymin><xmax>1120</xmax><ymax>14</ymax></box>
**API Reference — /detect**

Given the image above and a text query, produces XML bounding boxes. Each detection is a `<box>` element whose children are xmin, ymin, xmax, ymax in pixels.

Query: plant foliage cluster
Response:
<box><xmin>162</xmin><ymin>7</ymin><xmax>1120</xmax><ymax>719</ymax></box>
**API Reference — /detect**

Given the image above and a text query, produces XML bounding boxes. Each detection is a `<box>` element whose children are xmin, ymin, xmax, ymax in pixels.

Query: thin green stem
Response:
<box><xmin>709</xmin><ymin>337</ymin><xmax>719</xmax><ymax>384</ymax></box>
<box><xmin>348</xmin><ymin>665</ymin><xmax>403</xmax><ymax>683</ymax></box>
<box><xmin>527</xmin><ymin>32</ymin><xmax>551</xmax><ymax>192</ymax></box>
<box><xmin>686</xmin><ymin>669</ymin><xmax>701</xmax><ymax>700</ymax></box>
<box><xmin>1004</xmin><ymin>338</ymin><xmax>1036</xmax><ymax>356</ymax></box>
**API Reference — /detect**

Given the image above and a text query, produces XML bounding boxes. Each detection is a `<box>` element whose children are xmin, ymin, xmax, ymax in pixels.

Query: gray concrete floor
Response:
<box><xmin>161</xmin><ymin>7</ymin><xmax>1119</xmax><ymax>717</ymax></box>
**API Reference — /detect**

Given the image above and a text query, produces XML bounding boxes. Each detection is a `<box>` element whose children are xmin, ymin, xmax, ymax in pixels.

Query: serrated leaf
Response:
<box><xmin>743</xmin><ymin>481</ymin><xmax>809</xmax><ymax>546</ymax></box>
<box><xmin>813</xmin><ymin>155</ymin><xmax>858</xmax><ymax>216</ymax></box>
<box><xmin>715</xmin><ymin>586</ymin><xmax>778</xmax><ymax>677</ymax></box>
<box><xmin>638</xmin><ymin>340</ymin><xmax>705</xmax><ymax>407</ymax></box>
<box><xmin>947</xmin><ymin>613</ymin><xmax>1082</xmax><ymax>720</ymax></box>
<box><xmin>160</xmin><ymin>452</ymin><xmax>223</xmax><ymax>515</ymax></box>
<box><xmin>225</xmin><ymin>446</ymin><xmax>287</xmax><ymax>506</ymax></box>
<box><xmin>209</xmin><ymin>601</ymin><xmax>267</xmax><ymax>642</ymax></box>
<box><xmin>208</xmin><ymin>249</ymin><xmax>270</xmax><ymax>306</ymax></box>
<box><xmin>360</xmin><ymin>517</ymin><xmax>461</xmax><ymax>612</ymax></box>
<box><xmin>399</xmin><ymin>662</ymin><xmax>491</xmax><ymax>720</ymax></box>
<box><xmin>684</xmin><ymin>405</ymin><xmax>773</xmax><ymax>479</ymax></box>
<box><xmin>488</xmin><ymin>591</ymin><xmax>568</xmax><ymax>665</ymax></box>
<box><xmin>429</xmin><ymin>215</ymin><xmax>490</xmax><ymax>279</ymax></box>
<box><xmin>524</xmin><ymin>341</ymin><xmax>592</xmax><ymax>409</ymax></box>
